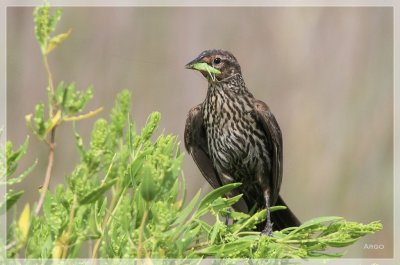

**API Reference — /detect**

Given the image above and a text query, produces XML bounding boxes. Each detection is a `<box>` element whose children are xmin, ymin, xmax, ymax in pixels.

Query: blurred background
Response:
<box><xmin>7</xmin><ymin>7</ymin><xmax>393</xmax><ymax>258</ymax></box>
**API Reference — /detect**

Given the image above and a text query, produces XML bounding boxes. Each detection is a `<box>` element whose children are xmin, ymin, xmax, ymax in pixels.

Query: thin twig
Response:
<box><xmin>35</xmin><ymin>128</ymin><xmax>56</xmax><ymax>215</ymax></box>
<box><xmin>137</xmin><ymin>208</ymin><xmax>149</xmax><ymax>259</ymax></box>
<box><xmin>61</xmin><ymin>195</ymin><xmax>79</xmax><ymax>258</ymax></box>
<box><xmin>42</xmin><ymin>53</ymin><xmax>56</xmax><ymax>109</ymax></box>
<box><xmin>91</xmin><ymin>198</ymin><xmax>114</xmax><ymax>259</ymax></box>
<box><xmin>91</xmin><ymin>186</ymin><xmax>127</xmax><ymax>259</ymax></box>
<box><xmin>35</xmin><ymin>53</ymin><xmax>57</xmax><ymax>215</ymax></box>
<box><xmin>5</xmin><ymin>240</ymin><xmax>17</xmax><ymax>251</ymax></box>
<box><xmin>190</xmin><ymin>241</ymin><xmax>210</xmax><ymax>250</ymax></box>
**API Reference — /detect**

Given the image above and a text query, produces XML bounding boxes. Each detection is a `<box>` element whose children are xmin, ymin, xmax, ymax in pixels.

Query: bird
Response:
<box><xmin>184</xmin><ymin>49</ymin><xmax>301</xmax><ymax>235</ymax></box>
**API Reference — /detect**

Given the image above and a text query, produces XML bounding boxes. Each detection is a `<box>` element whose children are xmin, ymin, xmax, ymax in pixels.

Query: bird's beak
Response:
<box><xmin>185</xmin><ymin>57</ymin><xmax>202</xmax><ymax>70</ymax></box>
<box><xmin>185</xmin><ymin>63</ymin><xmax>195</xmax><ymax>70</ymax></box>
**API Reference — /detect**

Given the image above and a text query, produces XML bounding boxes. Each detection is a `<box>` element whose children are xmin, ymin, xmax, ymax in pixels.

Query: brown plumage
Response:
<box><xmin>184</xmin><ymin>49</ymin><xmax>300</xmax><ymax>234</ymax></box>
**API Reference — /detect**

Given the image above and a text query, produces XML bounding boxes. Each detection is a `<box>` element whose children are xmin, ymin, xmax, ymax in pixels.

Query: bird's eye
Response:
<box><xmin>213</xmin><ymin>57</ymin><xmax>221</xmax><ymax>64</ymax></box>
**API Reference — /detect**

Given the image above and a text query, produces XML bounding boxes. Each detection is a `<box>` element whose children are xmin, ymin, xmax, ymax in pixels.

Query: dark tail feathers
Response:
<box><xmin>270</xmin><ymin>195</ymin><xmax>301</xmax><ymax>231</ymax></box>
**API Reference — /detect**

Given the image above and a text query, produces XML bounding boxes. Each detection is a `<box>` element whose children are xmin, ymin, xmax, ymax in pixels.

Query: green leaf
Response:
<box><xmin>270</xmin><ymin>205</ymin><xmax>287</xmax><ymax>212</ymax></box>
<box><xmin>128</xmin><ymin>150</ymin><xmax>150</xmax><ymax>187</ymax></box>
<box><xmin>45</xmin><ymin>29</ymin><xmax>71</xmax><ymax>54</ymax></box>
<box><xmin>281</xmin><ymin>216</ymin><xmax>343</xmax><ymax>236</ymax></box>
<box><xmin>178</xmin><ymin>172</ymin><xmax>187</xmax><ymax>210</ymax></box>
<box><xmin>172</xmin><ymin>190</ymin><xmax>201</xmax><ymax>226</ymax></box>
<box><xmin>232</xmin><ymin>209</ymin><xmax>266</xmax><ymax>234</ymax></box>
<box><xmin>33</xmin><ymin>103</ymin><xmax>46</xmax><ymax>137</ymax></box>
<box><xmin>40</xmin><ymin>236</ymin><xmax>53</xmax><ymax>259</ymax></box>
<box><xmin>7</xmin><ymin>159</ymin><xmax>37</xmax><ymax>186</ymax></box>
<box><xmin>33</xmin><ymin>6</ymin><xmax>63</xmax><ymax>53</ymax></box>
<box><xmin>209</xmin><ymin>221</ymin><xmax>224</xmax><ymax>245</ymax></box>
<box><xmin>48</xmin><ymin>8</ymin><xmax>62</xmax><ymax>33</ymax></box>
<box><xmin>62</xmin><ymin>82</ymin><xmax>76</xmax><ymax>111</ymax></box>
<box><xmin>33</xmin><ymin>5</ymin><xmax>50</xmax><ymax>50</ymax></box>
<box><xmin>0</xmin><ymin>190</ymin><xmax>24</xmax><ymax>214</ymax></box>
<box><xmin>110</xmin><ymin>90</ymin><xmax>131</xmax><ymax>142</ymax></box>
<box><xmin>18</xmin><ymin>204</ymin><xmax>31</xmax><ymax>242</ymax></box>
<box><xmin>176</xmin><ymin>223</ymin><xmax>201</xmax><ymax>255</ymax></box>
<box><xmin>68</xmin><ymin>85</ymin><xmax>93</xmax><ymax>114</ymax></box>
<box><xmin>326</xmin><ymin>238</ymin><xmax>358</xmax><ymax>248</ymax></box>
<box><xmin>133</xmin><ymin>187</ymin><xmax>146</xmax><ymax>228</ymax></box>
<box><xmin>140</xmin><ymin>164</ymin><xmax>159</xmax><ymax>202</ymax></box>
<box><xmin>229</xmin><ymin>211</ymin><xmax>249</xmax><ymax>221</ymax></box>
<box><xmin>6</xmin><ymin>137</ymin><xmax>30</xmax><ymax>177</ymax></box>
<box><xmin>55</xmin><ymin>81</ymin><xmax>65</xmax><ymax>105</ymax></box>
<box><xmin>95</xmin><ymin>197</ymin><xmax>107</xmax><ymax>233</ymax></box>
<box><xmin>197</xmin><ymin>182</ymin><xmax>241</xmax><ymax>213</ymax></box>
<box><xmin>88</xmin><ymin>202</ymin><xmax>102</xmax><ymax>239</ymax></box>
<box><xmin>140</xmin><ymin>112</ymin><xmax>161</xmax><ymax>142</ymax></box>
<box><xmin>191</xmin><ymin>62</ymin><xmax>221</xmax><ymax>74</ymax></box>
<box><xmin>73</xmin><ymin>123</ymin><xmax>86</xmax><ymax>159</ymax></box>
<box><xmin>196</xmin><ymin>239</ymin><xmax>252</xmax><ymax>255</ymax></box>
<box><xmin>79</xmin><ymin>178</ymin><xmax>117</xmax><ymax>205</ymax></box>
<box><xmin>197</xmin><ymin>219</ymin><xmax>212</xmax><ymax>233</ymax></box>
<box><xmin>298</xmin><ymin>216</ymin><xmax>344</xmax><ymax>230</ymax></box>
<box><xmin>169</xmin><ymin>178</ymin><xmax>180</xmax><ymax>205</ymax></box>
<box><xmin>209</xmin><ymin>194</ymin><xmax>243</xmax><ymax>212</ymax></box>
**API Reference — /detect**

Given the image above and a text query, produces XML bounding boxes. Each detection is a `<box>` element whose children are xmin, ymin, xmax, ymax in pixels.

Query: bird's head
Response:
<box><xmin>185</xmin><ymin>49</ymin><xmax>242</xmax><ymax>83</ymax></box>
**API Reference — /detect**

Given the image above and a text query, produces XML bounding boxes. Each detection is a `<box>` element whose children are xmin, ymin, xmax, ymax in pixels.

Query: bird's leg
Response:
<box><xmin>225</xmin><ymin>208</ymin><xmax>231</xmax><ymax>225</ymax></box>
<box><xmin>261</xmin><ymin>193</ymin><xmax>273</xmax><ymax>236</ymax></box>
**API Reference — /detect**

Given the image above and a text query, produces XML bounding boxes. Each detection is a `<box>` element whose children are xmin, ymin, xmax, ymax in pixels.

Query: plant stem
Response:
<box><xmin>35</xmin><ymin>53</ymin><xmax>57</xmax><ymax>215</ymax></box>
<box><xmin>35</xmin><ymin>128</ymin><xmax>56</xmax><ymax>215</ymax></box>
<box><xmin>91</xmin><ymin>186</ymin><xmax>126</xmax><ymax>259</ymax></box>
<box><xmin>137</xmin><ymin>208</ymin><xmax>149</xmax><ymax>259</ymax></box>
<box><xmin>191</xmin><ymin>241</ymin><xmax>209</xmax><ymax>250</ymax></box>
<box><xmin>61</xmin><ymin>195</ymin><xmax>79</xmax><ymax>258</ymax></box>
<box><xmin>5</xmin><ymin>241</ymin><xmax>17</xmax><ymax>251</ymax></box>
<box><xmin>91</xmin><ymin>202</ymin><xmax>115</xmax><ymax>259</ymax></box>
<box><xmin>42</xmin><ymin>53</ymin><xmax>56</xmax><ymax>109</ymax></box>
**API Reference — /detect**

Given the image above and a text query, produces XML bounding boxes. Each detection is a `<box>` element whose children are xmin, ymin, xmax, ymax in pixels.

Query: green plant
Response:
<box><xmin>2</xmin><ymin>3</ymin><xmax>382</xmax><ymax>260</ymax></box>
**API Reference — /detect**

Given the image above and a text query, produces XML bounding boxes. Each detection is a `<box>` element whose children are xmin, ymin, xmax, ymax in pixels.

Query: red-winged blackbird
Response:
<box><xmin>184</xmin><ymin>49</ymin><xmax>301</xmax><ymax>234</ymax></box>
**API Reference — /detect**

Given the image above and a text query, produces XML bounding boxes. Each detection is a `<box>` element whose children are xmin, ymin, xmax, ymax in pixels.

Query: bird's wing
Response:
<box><xmin>184</xmin><ymin>104</ymin><xmax>222</xmax><ymax>189</ymax></box>
<box><xmin>253</xmin><ymin>99</ymin><xmax>283</xmax><ymax>204</ymax></box>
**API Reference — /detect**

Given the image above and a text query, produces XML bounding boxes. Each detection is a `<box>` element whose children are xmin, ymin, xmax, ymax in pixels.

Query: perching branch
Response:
<box><xmin>35</xmin><ymin>51</ymin><xmax>58</xmax><ymax>216</ymax></box>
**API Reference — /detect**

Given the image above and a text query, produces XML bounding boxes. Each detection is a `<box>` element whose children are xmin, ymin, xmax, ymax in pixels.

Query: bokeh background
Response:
<box><xmin>7</xmin><ymin>7</ymin><xmax>393</xmax><ymax>258</ymax></box>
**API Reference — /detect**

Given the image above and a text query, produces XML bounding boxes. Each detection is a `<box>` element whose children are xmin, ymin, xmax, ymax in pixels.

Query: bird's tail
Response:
<box><xmin>270</xmin><ymin>195</ymin><xmax>301</xmax><ymax>231</ymax></box>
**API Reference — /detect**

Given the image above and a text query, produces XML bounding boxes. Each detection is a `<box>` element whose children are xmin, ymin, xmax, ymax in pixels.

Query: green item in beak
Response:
<box><xmin>192</xmin><ymin>62</ymin><xmax>221</xmax><ymax>75</ymax></box>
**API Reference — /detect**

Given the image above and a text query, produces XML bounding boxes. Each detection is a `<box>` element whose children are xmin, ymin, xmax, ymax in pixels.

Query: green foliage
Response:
<box><xmin>25</xmin><ymin>82</ymin><xmax>98</xmax><ymax>140</ymax></box>
<box><xmin>27</xmin><ymin>5</ymin><xmax>102</xmax><ymax>142</ymax></box>
<box><xmin>0</xmin><ymin>137</ymin><xmax>37</xmax><ymax>214</ymax></box>
<box><xmin>54</xmin><ymin>81</ymin><xmax>94</xmax><ymax>116</ymax></box>
<box><xmin>196</xmin><ymin>215</ymin><xmax>383</xmax><ymax>259</ymax></box>
<box><xmin>34</xmin><ymin>4</ymin><xmax>70</xmax><ymax>55</ymax></box>
<box><xmin>4</xmin><ymin>138</ymin><xmax>37</xmax><ymax>185</ymax></box>
<box><xmin>5</xmin><ymin>91</ymin><xmax>383</xmax><ymax>259</ymax></box>
<box><xmin>3</xmin><ymin>3</ymin><xmax>383</xmax><ymax>261</ymax></box>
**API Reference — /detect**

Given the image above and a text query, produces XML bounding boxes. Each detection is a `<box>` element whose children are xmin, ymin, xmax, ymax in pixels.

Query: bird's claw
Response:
<box><xmin>261</xmin><ymin>223</ymin><xmax>273</xmax><ymax>236</ymax></box>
